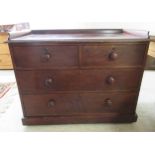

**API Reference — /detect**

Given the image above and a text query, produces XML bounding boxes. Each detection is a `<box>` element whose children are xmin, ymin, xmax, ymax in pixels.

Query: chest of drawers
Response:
<box><xmin>8</xmin><ymin>29</ymin><xmax>149</xmax><ymax>125</ymax></box>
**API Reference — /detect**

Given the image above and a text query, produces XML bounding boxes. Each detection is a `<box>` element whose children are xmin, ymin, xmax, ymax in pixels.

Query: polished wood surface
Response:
<box><xmin>11</xmin><ymin>43</ymin><xmax>147</xmax><ymax>69</ymax></box>
<box><xmin>13</xmin><ymin>45</ymin><xmax>78</xmax><ymax>68</ymax></box>
<box><xmin>8</xmin><ymin>29</ymin><xmax>149</xmax><ymax>125</ymax></box>
<box><xmin>16</xmin><ymin>69</ymin><xmax>142</xmax><ymax>93</ymax></box>
<box><xmin>9</xmin><ymin>29</ymin><xmax>149</xmax><ymax>42</ymax></box>
<box><xmin>23</xmin><ymin>92</ymin><xmax>138</xmax><ymax>117</ymax></box>
<box><xmin>81</xmin><ymin>43</ymin><xmax>147</xmax><ymax>67</ymax></box>
<box><xmin>22</xmin><ymin>114</ymin><xmax>138</xmax><ymax>125</ymax></box>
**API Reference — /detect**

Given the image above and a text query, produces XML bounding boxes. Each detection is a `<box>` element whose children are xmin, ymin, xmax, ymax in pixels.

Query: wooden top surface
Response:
<box><xmin>8</xmin><ymin>29</ymin><xmax>149</xmax><ymax>43</ymax></box>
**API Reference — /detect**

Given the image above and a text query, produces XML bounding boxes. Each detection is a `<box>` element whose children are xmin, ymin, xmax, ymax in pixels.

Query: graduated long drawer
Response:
<box><xmin>22</xmin><ymin>92</ymin><xmax>138</xmax><ymax>117</ymax></box>
<box><xmin>16</xmin><ymin>68</ymin><xmax>143</xmax><ymax>93</ymax></box>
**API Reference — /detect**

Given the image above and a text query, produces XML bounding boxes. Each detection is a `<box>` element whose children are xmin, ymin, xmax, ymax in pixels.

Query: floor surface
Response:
<box><xmin>0</xmin><ymin>70</ymin><xmax>155</xmax><ymax>132</ymax></box>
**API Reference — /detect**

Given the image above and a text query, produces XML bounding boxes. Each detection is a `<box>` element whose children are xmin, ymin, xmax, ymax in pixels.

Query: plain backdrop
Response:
<box><xmin>0</xmin><ymin>0</ymin><xmax>155</xmax><ymax>34</ymax></box>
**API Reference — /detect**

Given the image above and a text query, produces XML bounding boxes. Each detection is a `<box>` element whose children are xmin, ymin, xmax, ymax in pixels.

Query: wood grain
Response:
<box><xmin>16</xmin><ymin>68</ymin><xmax>142</xmax><ymax>93</ymax></box>
<box><xmin>22</xmin><ymin>92</ymin><xmax>138</xmax><ymax>117</ymax></box>
<box><xmin>8</xmin><ymin>29</ymin><xmax>149</xmax><ymax>125</ymax></box>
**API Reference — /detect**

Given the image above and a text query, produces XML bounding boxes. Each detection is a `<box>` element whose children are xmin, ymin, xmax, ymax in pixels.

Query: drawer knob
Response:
<box><xmin>48</xmin><ymin>100</ymin><xmax>55</xmax><ymax>107</ymax></box>
<box><xmin>45</xmin><ymin>78</ymin><xmax>53</xmax><ymax>87</ymax></box>
<box><xmin>42</xmin><ymin>53</ymin><xmax>51</xmax><ymax>62</ymax></box>
<box><xmin>104</xmin><ymin>98</ymin><xmax>112</xmax><ymax>107</ymax></box>
<box><xmin>44</xmin><ymin>53</ymin><xmax>51</xmax><ymax>60</ymax></box>
<box><xmin>109</xmin><ymin>51</ymin><xmax>118</xmax><ymax>60</ymax></box>
<box><xmin>41</xmin><ymin>48</ymin><xmax>51</xmax><ymax>62</ymax></box>
<box><xmin>106</xmin><ymin>76</ymin><xmax>115</xmax><ymax>84</ymax></box>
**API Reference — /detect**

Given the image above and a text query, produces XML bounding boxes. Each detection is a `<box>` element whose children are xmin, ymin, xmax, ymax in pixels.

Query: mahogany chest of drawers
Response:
<box><xmin>8</xmin><ymin>29</ymin><xmax>150</xmax><ymax>125</ymax></box>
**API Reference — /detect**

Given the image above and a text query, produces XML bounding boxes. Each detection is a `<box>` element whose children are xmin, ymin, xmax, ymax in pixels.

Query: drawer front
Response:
<box><xmin>16</xmin><ymin>70</ymin><xmax>80</xmax><ymax>92</ymax></box>
<box><xmin>0</xmin><ymin>54</ymin><xmax>13</xmax><ymax>66</ymax></box>
<box><xmin>80</xmin><ymin>69</ymin><xmax>142</xmax><ymax>91</ymax></box>
<box><xmin>12</xmin><ymin>45</ymin><xmax>78</xmax><ymax>68</ymax></box>
<box><xmin>23</xmin><ymin>93</ymin><xmax>137</xmax><ymax>116</ymax></box>
<box><xmin>81</xmin><ymin>43</ymin><xmax>147</xmax><ymax>67</ymax></box>
<box><xmin>0</xmin><ymin>44</ymin><xmax>10</xmax><ymax>54</ymax></box>
<box><xmin>16</xmin><ymin>69</ymin><xmax>142</xmax><ymax>93</ymax></box>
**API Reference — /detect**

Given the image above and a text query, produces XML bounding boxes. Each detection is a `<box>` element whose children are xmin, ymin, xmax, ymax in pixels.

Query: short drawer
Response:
<box><xmin>12</xmin><ymin>45</ymin><xmax>78</xmax><ymax>68</ymax></box>
<box><xmin>23</xmin><ymin>92</ymin><xmax>137</xmax><ymax>116</ymax></box>
<box><xmin>79</xmin><ymin>69</ymin><xmax>142</xmax><ymax>91</ymax></box>
<box><xmin>16</xmin><ymin>70</ymin><xmax>80</xmax><ymax>92</ymax></box>
<box><xmin>16</xmin><ymin>68</ymin><xmax>142</xmax><ymax>93</ymax></box>
<box><xmin>81</xmin><ymin>43</ymin><xmax>147</xmax><ymax>67</ymax></box>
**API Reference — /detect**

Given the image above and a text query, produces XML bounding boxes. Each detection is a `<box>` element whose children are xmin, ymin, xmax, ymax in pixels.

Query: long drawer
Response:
<box><xmin>16</xmin><ymin>68</ymin><xmax>142</xmax><ymax>93</ymax></box>
<box><xmin>81</xmin><ymin>43</ymin><xmax>147</xmax><ymax>67</ymax></box>
<box><xmin>22</xmin><ymin>92</ymin><xmax>138</xmax><ymax>116</ymax></box>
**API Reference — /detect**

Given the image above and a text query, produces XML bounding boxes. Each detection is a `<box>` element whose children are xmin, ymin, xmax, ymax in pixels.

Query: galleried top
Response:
<box><xmin>8</xmin><ymin>29</ymin><xmax>149</xmax><ymax>42</ymax></box>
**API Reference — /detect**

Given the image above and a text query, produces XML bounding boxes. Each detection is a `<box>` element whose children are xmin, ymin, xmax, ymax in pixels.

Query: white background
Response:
<box><xmin>0</xmin><ymin>0</ymin><xmax>155</xmax><ymax>34</ymax></box>
<box><xmin>0</xmin><ymin>0</ymin><xmax>155</xmax><ymax>155</ymax></box>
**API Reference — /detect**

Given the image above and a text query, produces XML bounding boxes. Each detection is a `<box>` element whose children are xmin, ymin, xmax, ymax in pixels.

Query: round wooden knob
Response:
<box><xmin>44</xmin><ymin>53</ymin><xmax>51</xmax><ymax>59</ymax></box>
<box><xmin>42</xmin><ymin>53</ymin><xmax>51</xmax><ymax>62</ymax></box>
<box><xmin>104</xmin><ymin>98</ymin><xmax>112</xmax><ymax>107</ymax></box>
<box><xmin>109</xmin><ymin>51</ymin><xmax>118</xmax><ymax>60</ymax></box>
<box><xmin>106</xmin><ymin>76</ymin><xmax>115</xmax><ymax>84</ymax></box>
<box><xmin>41</xmin><ymin>48</ymin><xmax>51</xmax><ymax>62</ymax></box>
<box><xmin>48</xmin><ymin>100</ymin><xmax>55</xmax><ymax>107</ymax></box>
<box><xmin>45</xmin><ymin>78</ymin><xmax>53</xmax><ymax>87</ymax></box>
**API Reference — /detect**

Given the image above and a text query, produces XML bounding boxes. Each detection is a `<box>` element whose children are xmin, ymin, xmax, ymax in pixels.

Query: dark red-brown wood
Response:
<box><xmin>12</xmin><ymin>45</ymin><xmax>79</xmax><ymax>68</ymax></box>
<box><xmin>22</xmin><ymin>114</ymin><xmax>138</xmax><ymax>125</ymax></box>
<box><xmin>81</xmin><ymin>44</ymin><xmax>147</xmax><ymax>67</ymax></box>
<box><xmin>22</xmin><ymin>92</ymin><xmax>138</xmax><ymax>117</ymax></box>
<box><xmin>8</xmin><ymin>29</ymin><xmax>150</xmax><ymax>125</ymax></box>
<box><xmin>16</xmin><ymin>69</ymin><xmax>142</xmax><ymax>93</ymax></box>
